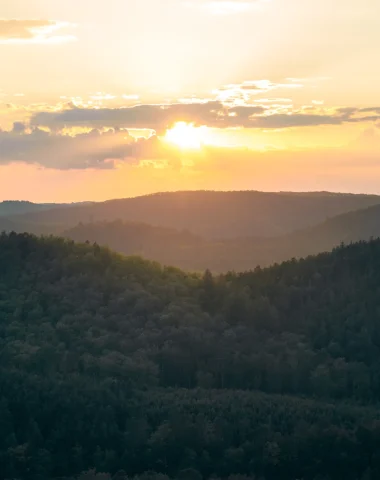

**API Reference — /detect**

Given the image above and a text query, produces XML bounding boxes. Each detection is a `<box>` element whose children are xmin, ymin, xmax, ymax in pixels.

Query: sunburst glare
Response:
<box><xmin>164</xmin><ymin>122</ymin><xmax>206</xmax><ymax>149</ymax></box>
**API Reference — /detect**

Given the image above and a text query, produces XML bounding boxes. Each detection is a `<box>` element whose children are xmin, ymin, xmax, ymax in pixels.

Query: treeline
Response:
<box><xmin>2</xmin><ymin>233</ymin><xmax>380</xmax><ymax>478</ymax></box>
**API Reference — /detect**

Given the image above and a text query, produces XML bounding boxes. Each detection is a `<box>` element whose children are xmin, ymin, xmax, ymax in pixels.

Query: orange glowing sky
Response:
<box><xmin>1</xmin><ymin>0</ymin><xmax>380</xmax><ymax>201</ymax></box>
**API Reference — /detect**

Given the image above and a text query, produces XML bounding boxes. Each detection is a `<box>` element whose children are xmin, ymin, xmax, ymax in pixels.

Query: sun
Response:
<box><xmin>164</xmin><ymin>122</ymin><xmax>203</xmax><ymax>149</ymax></box>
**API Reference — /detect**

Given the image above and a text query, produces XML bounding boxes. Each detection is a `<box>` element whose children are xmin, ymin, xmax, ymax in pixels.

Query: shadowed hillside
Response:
<box><xmin>64</xmin><ymin>203</ymin><xmax>380</xmax><ymax>272</ymax></box>
<box><xmin>289</xmin><ymin>201</ymin><xmax>380</xmax><ymax>249</ymax></box>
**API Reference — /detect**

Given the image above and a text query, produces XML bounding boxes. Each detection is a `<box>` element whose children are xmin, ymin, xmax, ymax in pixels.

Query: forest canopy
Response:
<box><xmin>1</xmin><ymin>232</ymin><xmax>380</xmax><ymax>480</ymax></box>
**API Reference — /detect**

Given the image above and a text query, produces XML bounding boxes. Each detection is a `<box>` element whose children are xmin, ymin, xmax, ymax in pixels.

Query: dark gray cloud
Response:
<box><xmin>359</xmin><ymin>107</ymin><xmax>380</xmax><ymax>114</ymax></box>
<box><xmin>12</xmin><ymin>122</ymin><xmax>27</xmax><ymax>133</ymax></box>
<box><xmin>228</xmin><ymin>106</ymin><xmax>266</xmax><ymax>117</ymax></box>
<box><xmin>0</xmin><ymin>124</ymin><xmax>178</xmax><ymax>170</ymax></box>
<box><xmin>31</xmin><ymin>102</ymin><xmax>225</xmax><ymax>134</ymax></box>
<box><xmin>30</xmin><ymin>102</ymin><xmax>380</xmax><ymax>132</ymax></box>
<box><xmin>250</xmin><ymin>113</ymin><xmax>343</xmax><ymax>128</ymax></box>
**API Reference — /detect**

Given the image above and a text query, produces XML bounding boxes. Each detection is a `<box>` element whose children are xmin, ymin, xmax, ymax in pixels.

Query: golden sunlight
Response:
<box><xmin>165</xmin><ymin>122</ymin><xmax>204</xmax><ymax>149</ymax></box>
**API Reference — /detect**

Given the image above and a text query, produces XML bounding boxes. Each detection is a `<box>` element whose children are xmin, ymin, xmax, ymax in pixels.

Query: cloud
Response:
<box><xmin>0</xmin><ymin>19</ymin><xmax>76</xmax><ymax>44</ymax></box>
<box><xmin>2</xmin><ymin>113</ymin><xmax>380</xmax><ymax>176</ymax></box>
<box><xmin>228</xmin><ymin>105</ymin><xmax>266</xmax><ymax>117</ymax></box>
<box><xmin>213</xmin><ymin>79</ymin><xmax>303</xmax><ymax>106</ymax></box>
<box><xmin>31</xmin><ymin>102</ymin><xmax>226</xmax><ymax>133</ymax></box>
<box><xmin>0</xmin><ymin>124</ymin><xmax>181</xmax><ymax>170</ymax></box>
<box><xmin>29</xmin><ymin>102</ymin><xmax>380</xmax><ymax>132</ymax></box>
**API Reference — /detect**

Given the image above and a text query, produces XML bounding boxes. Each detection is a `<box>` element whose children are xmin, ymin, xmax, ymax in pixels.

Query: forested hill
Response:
<box><xmin>64</xmin><ymin>200</ymin><xmax>380</xmax><ymax>271</ymax></box>
<box><xmin>289</xmin><ymin>201</ymin><xmax>380</xmax><ymax>248</ymax></box>
<box><xmin>0</xmin><ymin>200</ymin><xmax>92</xmax><ymax>217</ymax></box>
<box><xmin>0</xmin><ymin>201</ymin><xmax>57</xmax><ymax>217</ymax></box>
<box><xmin>2</xmin><ymin>233</ymin><xmax>380</xmax><ymax>479</ymax></box>
<box><xmin>7</xmin><ymin>190</ymin><xmax>380</xmax><ymax>238</ymax></box>
<box><xmin>64</xmin><ymin>220</ymin><xmax>203</xmax><ymax>263</ymax></box>
<box><xmin>0</xmin><ymin>201</ymin><xmax>95</xmax><ymax>236</ymax></box>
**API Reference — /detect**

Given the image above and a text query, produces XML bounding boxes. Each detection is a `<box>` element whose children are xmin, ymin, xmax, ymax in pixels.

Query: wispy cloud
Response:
<box><xmin>213</xmin><ymin>79</ymin><xmax>303</xmax><ymax>106</ymax></box>
<box><xmin>0</xmin><ymin>19</ymin><xmax>76</xmax><ymax>44</ymax></box>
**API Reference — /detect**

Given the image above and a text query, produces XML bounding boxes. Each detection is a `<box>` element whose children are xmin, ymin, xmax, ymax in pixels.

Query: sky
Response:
<box><xmin>0</xmin><ymin>0</ymin><xmax>380</xmax><ymax>201</ymax></box>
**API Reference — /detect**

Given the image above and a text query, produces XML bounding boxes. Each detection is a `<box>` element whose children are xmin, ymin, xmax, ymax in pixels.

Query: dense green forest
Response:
<box><xmin>1</xmin><ymin>233</ymin><xmax>380</xmax><ymax>479</ymax></box>
<box><xmin>5</xmin><ymin>190</ymin><xmax>380</xmax><ymax>238</ymax></box>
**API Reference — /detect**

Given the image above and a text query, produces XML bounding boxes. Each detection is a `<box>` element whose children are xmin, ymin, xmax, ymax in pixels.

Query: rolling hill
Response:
<box><xmin>6</xmin><ymin>190</ymin><xmax>380</xmax><ymax>239</ymax></box>
<box><xmin>289</xmin><ymin>201</ymin><xmax>380</xmax><ymax>248</ymax></box>
<box><xmin>0</xmin><ymin>200</ymin><xmax>59</xmax><ymax>217</ymax></box>
<box><xmin>64</xmin><ymin>202</ymin><xmax>380</xmax><ymax>272</ymax></box>
<box><xmin>0</xmin><ymin>200</ymin><xmax>93</xmax><ymax>217</ymax></box>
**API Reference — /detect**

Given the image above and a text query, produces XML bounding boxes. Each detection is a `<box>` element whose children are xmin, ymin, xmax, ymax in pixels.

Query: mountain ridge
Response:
<box><xmin>4</xmin><ymin>189</ymin><xmax>380</xmax><ymax>239</ymax></box>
